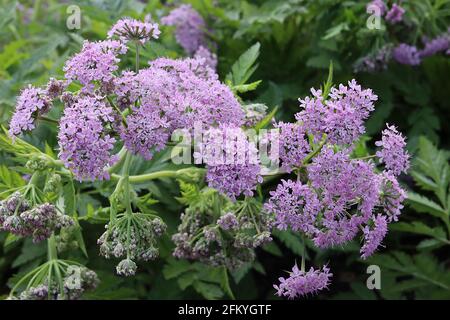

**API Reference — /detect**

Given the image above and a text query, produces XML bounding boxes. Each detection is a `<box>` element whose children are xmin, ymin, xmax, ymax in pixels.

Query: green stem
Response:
<box><xmin>302</xmin><ymin>134</ymin><xmax>327</xmax><ymax>165</ymax></box>
<box><xmin>107</xmin><ymin>96</ymin><xmax>127</xmax><ymax>127</ymax></box>
<box><xmin>38</xmin><ymin>116</ymin><xmax>59</xmax><ymax>125</ymax></box>
<box><xmin>47</xmin><ymin>234</ymin><xmax>58</xmax><ymax>261</ymax></box>
<box><xmin>357</xmin><ymin>155</ymin><xmax>377</xmax><ymax>161</ymax></box>
<box><xmin>111</xmin><ymin>168</ymin><xmax>205</xmax><ymax>184</ymax></box>
<box><xmin>107</xmin><ymin>146</ymin><xmax>128</xmax><ymax>174</ymax></box>
<box><xmin>135</xmin><ymin>42</ymin><xmax>140</xmax><ymax>73</ymax></box>
<box><xmin>301</xmin><ymin>234</ymin><xmax>306</xmax><ymax>272</ymax></box>
<box><xmin>122</xmin><ymin>152</ymin><xmax>134</xmax><ymax>215</ymax></box>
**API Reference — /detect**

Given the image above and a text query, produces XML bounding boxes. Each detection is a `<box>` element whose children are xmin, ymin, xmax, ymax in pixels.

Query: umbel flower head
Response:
<box><xmin>108</xmin><ymin>17</ymin><xmax>161</xmax><ymax>44</ymax></box>
<box><xmin>393</xmin><ymin>43</ymin><xmax>421</xmax><ymax>66</ymax></box>
<box><xmin>0</xmin><ymin>192</ymin><xmax>74</xmax><ymax>242</ymax></box>
<box><xmin>375</xmin><ymin>123</ymin><xmax>410</xmax><ymax>176</ymax></box>
<box><xmin>161</xmin><ymin>4</ymin><xmax>206</xmax><ymax>54</ymax></box>
<box><xmin>63</xmin><ymin>40</ymin><xmax>127</xmax><ymax>93</ymax></box>
<box><xmin>120</xmin><ymin>57</ymin><xmax>244</xmax><ymax>160</ymax></box>
<box><xmin>274</xmin><ymin>264</ymin><xmax>332</xmax><ymax>299</ymax></box>
<box><xmin>195</xmin><ymin>126</ymin><xmax>262</xmax><ymax>200</ymax></box>
<box><xmin>172</xmin><ymin>190</ymin><xmax>273</xmax><ymax>270</ymax></box>
<box><xmin>58</xmin><ymin>95</ymin><xmax>118</xmax><ymax>181</ymax></box>
<box><xmin>12</xmin><ymin>265</ymin><xmax>99</xmax><ymax>300</ymax></box>
<box><xmin>295</xmin><ymin>79</ymin><xmax>378</xmax><ymax>145</ymax></box>
<box><xmin>97</xmin><ymin>212</ymin><xmax>166</xmax><ymax>276</ymax></box>
<box><xmin>9</xmin><ymin>85</ymin><xmax>51</xmax><ymax>138</ymax></box>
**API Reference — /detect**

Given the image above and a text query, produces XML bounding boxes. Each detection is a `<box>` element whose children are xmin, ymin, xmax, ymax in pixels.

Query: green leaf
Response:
<box><xmin>3</xmin><ymin>233</ymin><xmax>21</xmax><ymax>250</ymax></box>
<box><xmin>63</xmin><ymin>180</ymin><xmax>76</xmax><ymax>217</ymax></box>
<box><xmin>231</xmin><ymin>262</ymin><xmax>252</xmax><ymax>284</ymax></box>
<box><xmin>406</xmin><ymin>191</ymin><xmax>448</xmax><ymax>220</ymax></box>
<box><xmin>233</xmin><ymin>80</ymin><xmax>262</xmax><ymax>93</ymax></box>
<box><xmin>192</xmin><ymin>282</ymin><xmax>223</xmax><ymax>300</ymax></box>
<box><xmin>226</xmin><ymin>42</ymin><xmax>260</xmax><ymax>86</ymax></box>
<box><xmin>254</xmin><ymin>106</ymin><xmax>278</xmax><ymax>132</ymax></box>
<box><xmin>0</xmin><ymin>165</ymin><xmax>26</xmax><ymax>192</ymax></box>
<box><xmin>322</xmin><ymin>23</ymin><xmax>349</xmax><ymax>40</ymax></box>
<box><xmin>163</xmin><ymin>258</ymin><xmax>193</xmax><ymax>280</ymax></box>
<box><xmin>262</xmin><ymin>241</ymin><xmax>283</xmax><ymax>257</ymax></box>
<box><xmin>390</xmin><ymin>222</ymin><xmax>449</xmax><ymax>244</ymax></box>
<box><xmin>274</xmin><ymin>230</ymin><xmax>304</xmax><ymax>256</ymax></box>
<box><xmin>73</xmin><ymin>220</ymin><xmax>88</xmax><ymax>258</ymax></box>
<box><xmin>367</xmin><ymin>252</ymin><xmax>450</xmax><ymax>290</ymax></box>
<box><xmin>321</xmin><ymin>61</ymin><xmax>334</xmax><ymax>99</ymax></box>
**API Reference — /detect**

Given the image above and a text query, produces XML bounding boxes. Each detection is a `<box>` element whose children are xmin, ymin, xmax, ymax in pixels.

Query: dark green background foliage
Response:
<box><xmin>0</xmin><ymin>0</ymin><xmax>449</xmax><ymax>299</ymax></box>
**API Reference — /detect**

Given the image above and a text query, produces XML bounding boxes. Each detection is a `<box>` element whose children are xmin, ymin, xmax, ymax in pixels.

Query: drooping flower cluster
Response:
<box><xmin>108</xmin><ymin>17</ymin><xmax>160</xmax><ymax>44</ymax></box>
<box><xmin>58</xmin><ymin>96</ymin><xmax>118</xmax><ymax>181</ymax></box>
<box><xmin>274</xmin><ymin>264</ymin><xmax>332</xmax><ymax>299</ymax></box>
<box><xmin>0</xmin><ymin>192</ymin><xmax>73</xmax><ymax>242</ymax></box>
<box><xmin>97</xmin><ymin>212</ymin><xmax>166</xmax><ymax>276</ymax></box>
<box><xmin>161</xmin><ymin>4</ymin><xmax>206</xmax><ymax>54</ymax></box>
<box><xmin>296</xmin><ymin>80</ymin><xmax>378</xmax><ymax>145</ymax></box>
<box><xmin>194</xmin><ymin>126</ymin><xmax>262</xmax><ymax>200</ymax></box>
<box><xmin>12</xmin><ymin>265</ymin><xmax>99</xmax><ymax>300</ymax></box>
<box><xmin>360</xmin><ymin>214</ymin><xmax>388</xmax><ymax>259</ymax></box>
<box><xmin>375</xmin><ymin>124</ymin><xmax>410</xmax><ymax>176</ymax></box>
<box><xmin>172</xmin><ymin>191</ymin><xmax>273</xmax><ymax>270</ymax></box>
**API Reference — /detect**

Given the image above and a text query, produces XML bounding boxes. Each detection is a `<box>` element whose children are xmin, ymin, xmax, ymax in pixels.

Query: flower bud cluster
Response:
<box><xmin>172</xmin><ymin>189</ymin><xmax>273</xmax><ymax>270</ymax></box>
<box><xmin>13</xmin><ymin>265</ymin><xmax>99</xmax><ymax>300</ymax></box>
<box><xmin>0</xmin><ymin>192</ymin><xmax>74</xmax><ymax>242</ymax></box>
<box><xmin>97</xmin><ymin>212</ymin><xmax>166</xmax><ymax>276</ymax></box>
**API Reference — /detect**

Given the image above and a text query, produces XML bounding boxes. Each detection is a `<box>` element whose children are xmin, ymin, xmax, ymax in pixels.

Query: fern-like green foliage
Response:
<box><xmin>397</xmin><ymin>137</ymin><xmax>450</xmax><ymax>248</ymax></box>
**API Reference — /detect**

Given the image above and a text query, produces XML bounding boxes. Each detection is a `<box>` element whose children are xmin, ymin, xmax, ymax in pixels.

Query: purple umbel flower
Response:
<box><xmin>308</xmin><ymin>148</ymin><xmax>381</xmax><ymax>247</ymax></box>
<box><xmin>360</xmin><ymin>214</ymin><xmax>388</xmax><ymax>259</ymax></box>
<box><xmin>379</xmin><ymin>172</ymin><xmax>407</xmax><ymax>222</ymax></box>
<box><xmin>274</xmin><ymin>264</ymin><xmax>332</xmax><ymax>299</ymax></box>
<box><xmin>375</xmin><ymin>123</ymin><xmax>410</xmax><ymax>176</ymax></box>
<box><xmin>419</xmin><ymin>35</ymin><xmax>450</xmax><ymax>58</ymax></box>
<box><xmin>265</xmin><ymin>180</ymin><xmax>320</xmax><ymax>235</ymax></box>
<box><xmin>120</xmin><ymin>106</ymin><xmax>170</xmax><ymax>160</ymax></box>
<box><xmin>385</xmin><ymin>4</ymin><xmax>405</xmax><ymax>24</ymax></box>
<box><xmin>64</xmin><ymin>40</ymin><xmax>127</xmax><ymax>92</ymax></box>
<box><xmin>9</xmin><ymin>85</ymin><xmax>51</xmax><ymax>138</ymax></box>
<box><xmin>295</xmin><ymin>80</ymin><xmax>377</xmax><ymax>145</ymax></box>
<box><xmin>108</xmin><ymin>17</ymin><xmax>160</xmax><ymax>45</ymax></box>
<box><xmin>277</xmin><ymin>122</ymin><xmax>311</xmax><ymax>172</ymax></box>
<box><xmin>197</xmin><ymin>126</ymin><xmax>262</xmax><ymax>200</ymax></box>
<box><xmin>217</xmin><ymin>212</ymin><xmax>239</xmax><ymax>230</ymax></box>
<box><xmin>161</xmin><ymin>4</ymin><xmax>206</xmax><ymax>54</ymax></box>
<box><xmin>393</xmin><ymin>43</ymin><xmax>421</xmax><ymax>65</ymax></box>
<box><xmin>194</xmin><ymin>46</ymin><xmax>218</xmax><ymax>70</ymax></box>
<box><xmin>366</xmin><ymin>0</ymin><xmax>387</xmax><ymax>16</ymax></box>
<box><xmin>58</xmin><ymin>96</ymin><xmax>118</xmax><ymax>181</ymax></box>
